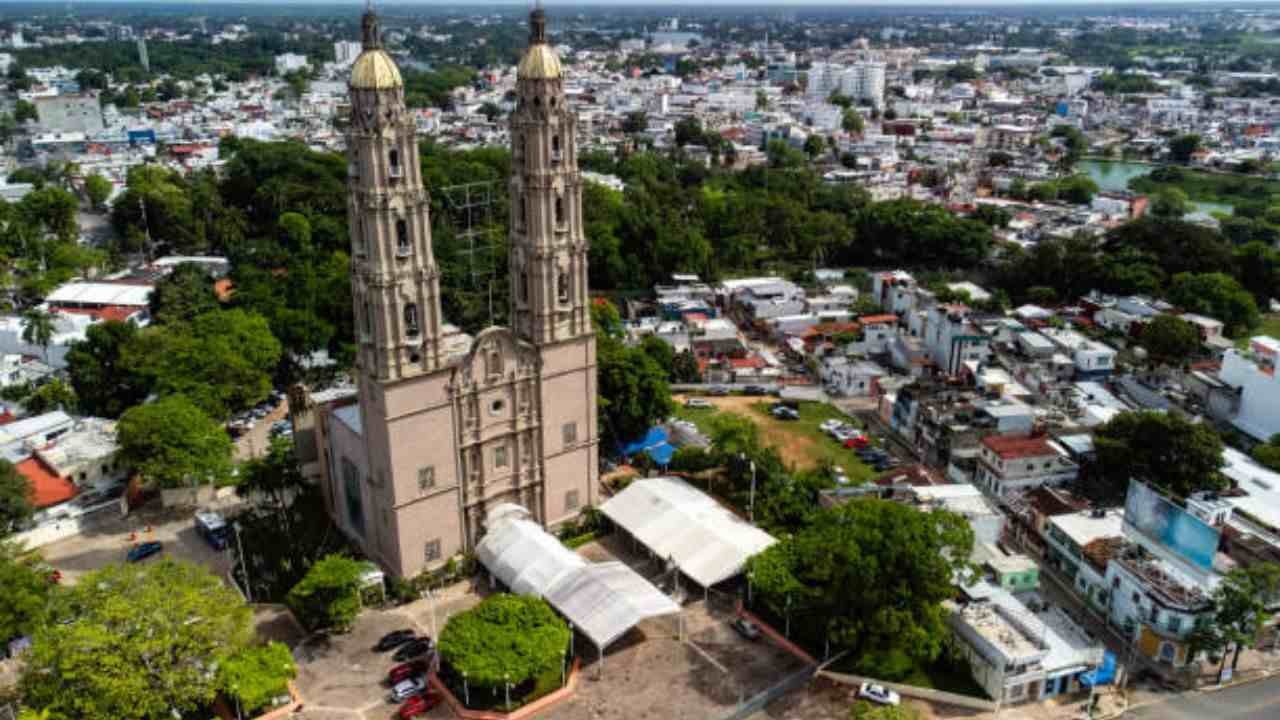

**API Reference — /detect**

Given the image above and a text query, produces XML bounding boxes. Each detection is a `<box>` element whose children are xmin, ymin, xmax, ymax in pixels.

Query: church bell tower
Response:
<box><xmin>347</xmin><ymin>9</ymin><xmax>445</xmax><ymax>381</ymax></box>
<box><xmin>509</xmin><ymin>8</ymin><xmax>591</xmax><ymax>346</ymax></box>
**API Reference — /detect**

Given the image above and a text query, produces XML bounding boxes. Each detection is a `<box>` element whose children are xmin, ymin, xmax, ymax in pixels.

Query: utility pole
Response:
<box><xmin>233</xmin><ymin>521</ymin><xmax>252</xmax><ymax>603</ymax></box>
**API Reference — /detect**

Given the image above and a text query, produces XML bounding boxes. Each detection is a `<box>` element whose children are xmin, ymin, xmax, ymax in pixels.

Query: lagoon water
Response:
<box><xmin>1079</xmin><ymin>159</ymin><xmax>1233</xmax><ymax>215</ymax></box>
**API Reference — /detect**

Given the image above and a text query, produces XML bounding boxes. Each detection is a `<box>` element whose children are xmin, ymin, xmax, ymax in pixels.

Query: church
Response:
<box><xmin>293</xmin><ymin>8</ymin><xmax>598</xmax><ymax>578</ymax></box>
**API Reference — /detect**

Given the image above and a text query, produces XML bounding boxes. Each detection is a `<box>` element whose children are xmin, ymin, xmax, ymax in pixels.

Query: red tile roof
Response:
<box><xmin>17</xmin><ymin>457</ymin><xmax>76</xmax><ymax>509</ymax></box>
<box><xmin>729</xmin><ymin>356</ymin><xmax>765</xmax><ymax>369</ymax></box>
<box><xmin>982</xmin><ymin>434</ymin><xmax>1058</xmax><ymax>460</ymax></box>
<box><xmin>50</xmin><ymin>305</ymin><xmax>141</xmax><ymax>323</ymax></box>
<box><xmin>858</xmin><ymin>314</ymin><xmax>898</xmax><ymax>325</ymax></box>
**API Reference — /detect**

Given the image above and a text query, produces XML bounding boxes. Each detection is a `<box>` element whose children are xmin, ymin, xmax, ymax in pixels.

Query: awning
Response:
<box><xmin>598</xmin><ymin>476</ymin><xmax>777</xmax><ymax>588</ymax></box>
<box><xmin>1079</xmin><ymin>650</ymin><xmax>1117</xmax><ymax>687</ymax></box>
<box><xmin>475</xmin><ymin>505</ymin><xmax>679</xmax><ymax>650</ymax></box>
<box><xmin>618</xmin><ymin>426</ymin><xmax>675</xmax><ymax>466</ymax></box>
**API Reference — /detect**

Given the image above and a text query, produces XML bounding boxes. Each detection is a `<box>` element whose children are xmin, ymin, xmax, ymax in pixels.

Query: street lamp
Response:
<box><xmin>561</xmin><ymin>649</ymin><xmax>567</xmax><ymax>687</ymax></box>
<box><xmin>503</xmin><ymin>673</ymin><xmax>512</xmax><ymax>711</ymax></box>
<box><xmin>233</xmin><ymin>521</ymin><xmax>252</xmax><ymax>603</ymax></box>
<box><xmin>749</xmin><ymin>460</ymin><xmax>757</xmax><ymax>523</ymax></box>
<box><xmin>785</xmin><ymin>594</ymin><xmax>792</xmax><ymax>638</ymax></box>
<box><xmin>461</xmin><ymin>670</ymin><xmax>469</xmax><ymax>706</ymax></box>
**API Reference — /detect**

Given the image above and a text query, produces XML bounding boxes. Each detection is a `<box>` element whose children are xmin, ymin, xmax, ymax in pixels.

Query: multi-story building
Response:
<box><xmin>840</xmin><ymin>62</ymin><xmax>885</xmax><ymax>108</ymax></box>
<box><xmin>1218</xmin><ymin>336</ymin><xmax>1280</xmax><ymax>442</ymax></box>
<box><xmin>299</xmin><ymin>8</ymin><xmax>597</xmax><ymax>579</ymax></box>
<box><xmin>334</xmin><ymin>40</ymin><xmax>363</xmax><ymax>66</ymax></box>
<box><xmin>33</xmin><ymin>93</ymin><xmax>103</xmax><ymax>135</ymax></box>
<box><xmin>975</xmin><ymin>434</ymin><xmax>1078</xmax><ymax>500</ymax></box>
<box><xmin>275</xmin><ymin>52</ymin><xmax>310</xmax><ymax>74</ymax></box>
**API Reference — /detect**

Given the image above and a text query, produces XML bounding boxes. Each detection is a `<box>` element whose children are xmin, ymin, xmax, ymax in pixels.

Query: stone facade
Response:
<box><xmin>303</xmin><ymin>9</ymin><xmax>597</xmax><ymax>579</ymax></box>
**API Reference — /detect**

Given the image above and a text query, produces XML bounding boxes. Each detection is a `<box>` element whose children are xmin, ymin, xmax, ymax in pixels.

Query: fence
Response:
<box><xmin>10</xmin><ymin>499</ymin><xmax>123</xmax><ymax>548</ymax></box>
<box><xmin>818</xmin><ymin>670</ymin><xmax>997</xmax><ymax>712</ymax></box>
<box><xmin>718</xmin><ymin>664</ymin><xmax>816</xmax><ymax>720</ymax></box>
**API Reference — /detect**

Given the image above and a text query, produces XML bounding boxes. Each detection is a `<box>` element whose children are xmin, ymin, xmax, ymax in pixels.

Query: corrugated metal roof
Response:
<box><xmin>475</xmin><ymin>505</ymin><xmax>679</xmax><ymax>650</ymax></box>
<box><xmin>598</xmin><ymin>476</ymin><xmax>777</xmax><ymax>588</ymax></box>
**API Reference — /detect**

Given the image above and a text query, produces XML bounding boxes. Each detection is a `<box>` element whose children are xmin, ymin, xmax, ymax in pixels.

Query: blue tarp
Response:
<box><xmin>1079</xmin><ymin>650</ymin><xmax>1117</xmax><ymax>687</ymax></box>
<box><xmin>618</xmin><ymin>427</ymin><xmax>676</xmax><ymax>466</ymax></box>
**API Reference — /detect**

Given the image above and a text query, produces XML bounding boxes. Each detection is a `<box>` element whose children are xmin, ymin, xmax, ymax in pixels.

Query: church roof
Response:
<box><xmin>518</xmin><ymin>44</ymin><xmax>561</xmax><ymax>80</ymax></box>
<box><xmin>350</xmin><ymin>48</ymin><xmax>402</xmax><ymax>90</ymax></box>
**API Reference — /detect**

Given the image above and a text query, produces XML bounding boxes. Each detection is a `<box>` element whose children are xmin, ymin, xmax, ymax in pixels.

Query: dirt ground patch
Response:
<box><xmin>678</xmin><ymin>395</ymin><xmax>820</xmax><ymax>469</ymax></box>
<box><xmin>753</xmin><ymin>677</ymin><xmax>973</xmax><ymax>720</ymax></box>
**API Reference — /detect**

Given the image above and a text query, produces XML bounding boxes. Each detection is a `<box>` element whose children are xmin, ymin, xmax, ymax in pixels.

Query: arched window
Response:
<box><xmin>396</xmin><ymin>219</ymin><xmax>410</xmax><ymax>255</ymax></box>
<box><xmin>555</xmin><ymin>195</ymin><xmax>565</xmax><ymax>226</ymax></box>
<box><xmin>362</xmin><ymin>300</ymin><xmax>372</xmax><ymax>335</ymax></box>
<box><xmin>404</xmin><ymin>303</ymin><xmax>420</xmax><ymax>337</ymax></box>
<box><xmin>557</xmin><ymin>269</ymin><xmax>570</xmax><ymax>303</ymax></box>
<box><xmin>551</xmin><ymin>135</ymin><xmax>561</xmax><ymax>163</ymax></box>
<box><xmin>355</xmin><ymin>218</ymin><xmax>366</xmax><ymax>255</ymax></box>
<box><xmin>518</xmin><ymin>270</ymin><xmax>529</xmax><ymax>303</ymax></box>
<box><xmin>388</xmin><ymin>148</ymin><xmax>401</xmax><ymax>178</ymax></box>
<box><xmin>487</xmin><ymin>349</ymin><xmax>503</xmax><ymax>378</ymax></box>
<box><xmin>520</xmin><ymin>198</ymin><xmax>528</xmax><ymax>229</ymax></box>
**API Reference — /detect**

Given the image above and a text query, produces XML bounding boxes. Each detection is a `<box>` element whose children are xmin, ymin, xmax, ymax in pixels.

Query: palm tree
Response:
<box><xmin>21</xmin><ymin>307</ymin><xmax>55</xmax><ymax>363</ymax></box>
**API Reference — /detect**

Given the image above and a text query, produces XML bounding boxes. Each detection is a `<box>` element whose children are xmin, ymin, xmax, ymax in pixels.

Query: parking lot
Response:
<box><xmin>39</xmin><ymin>501</ymin><xmax>238</xmax><ymax>584</ymax></box>
<box><xmin>292</xmin><ymin>589</ymin><xmax>482</xmax><ymax>720</ymax></box>
<box><xmin>290</xmin><ymin>534</ymin><xmax>806</xmax><ymax>720</ymax></box>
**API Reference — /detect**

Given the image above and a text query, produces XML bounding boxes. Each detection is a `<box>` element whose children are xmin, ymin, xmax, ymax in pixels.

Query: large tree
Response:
<box><xmin>0</xmin><ymin>459</ymin><xmax>33</xmax><ymax>537</ymax></box>
<box><xmin>148</xmin><ymin>262</ymin><xmax>220</xmax><ymax>324</ymax></box>
<box><xmin>20</xmin><ymin>559</ymin><xmax>254</xmax><ymax>720</ymax></box>
<box><xmin>0</xmin><ymin>543</ymin><xmax>55</xmax><ymax>640</ymax></box>
<box><xmin>1140</xmin><ymin>314</ymin><xmax>1201</xmax><ymax>367</ymax></box>
<box><xmin>1090</xmin><ymin>411</ymin><xmax>1225</xmax><ymax>503</ymax></box>
<box><xmin>1169</xmin><ymin>134</ymin><xmax>1202</xmax><ymax>164</ymax></box>
<box><xmin>438</xmin><ymin>593</ymin><xmax>570</xmax><ymax>691</ymax></box>
<box><xmin>1205</xmin><ymin>563</ymin><xmax>1280</xmax><ymax>681</ymax></box>
<box><xmin>285</xmin><ymin>554</ymin><xmax>366</xmax><ymax>632</ymax></box>
<box><xmin>1168</xmin><ymin>272</ymin><xmax>1259</xmax><ymax>338</ymax></box>
<box><xmin>117</xmin><ymin>395</ymin><xmax>233</xmax><ymax>489</ymax></box>
<box><xmin>747</xmin><ymin>499</ymin><xmax>974</xmax><ymax>671</ymax></box>
<box><xmin>65</xmin><ymin>320</ymin><xmax>151</xmax><ymax>418</ymax></box>
<box><xmin>83</xmin><ymin>173</ymin><xmax>112</xmax><ymax>210</ymax></box>
<box><xmin>20</xmin><ymin>308</ymin><xmax>55</xmax><ymax>363</ymax></box>
<box><xmin>123</xmin><ymin>308</ymin><xmax>282</xmax><ymax>420</ymax></box>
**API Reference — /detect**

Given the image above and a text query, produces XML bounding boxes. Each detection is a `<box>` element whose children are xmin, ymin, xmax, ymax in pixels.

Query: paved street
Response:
<box><xmin>1126</xmin><ymin>677</ymin><xmax>1280</xmax><ymax>720</ymax></box>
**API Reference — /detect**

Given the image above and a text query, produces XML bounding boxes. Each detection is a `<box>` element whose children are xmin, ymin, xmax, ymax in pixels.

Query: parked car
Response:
<box><xmin>388</xmin><ymin>659</ymin><xmax>430</xmax><ymax>686</ymax></box>
<box><xmin>375</xmin><ymin>629</ymin><xmax>417</xmax><ymax>652</ymax></box>
<box><xmin>819</xmin><ymin>419</ymin><xmax>844</xmax><ymax>433</ymax></box>
<box><xmin>398</xmin><ymin>690</ymin><xmax>443</xmax><ymax>719</ymax></box>
<box><xmin>707</xmin><ymin>385</ymin><xmax>730</xmax><ymax>396</ymax></box>
<box><xmin>269</xmin><ymin>419</ymin><xmax>292</xmax><ymax>438</ymax></box>
<box><xmin>844</xmin><ymin>435</ymin><xmax>871</xmax><ymax>449</ymax></box>
<box><xmin>684</xmin><ymin>398</ymin><xmax>713</xmax><ymax>409</ymax></box>
<box><xmin>857</xmin><ymin>682</ymin><xmax>900</xmax><ymax>706</ymax></box>
<box><xmin>389</xmin><ymin>675</ymin><xmax>427</xmax><ymax>703</ymax></box>
<box><xmin>126</xmin><ymin>542</ymin><xmax>163</xmax><ymax>563</ymax></box>
<box><xmin>730</xmin><ymin>617</ymin><xmax>761</xmax><ymax>641</ymax></box>
<box><xmin>771</xmin><ymin>406</ymin><xmax>799</xmax><ymax>420</ymax></box>
<box><xmin>743</xmin><ymin>385</ymin><xmax>769</xmax><ymax>396</ymax></box>
<box><xmin>392</xmin><ymin>638</ymin><xmax>435</xmax><ymax>662</ymax></box>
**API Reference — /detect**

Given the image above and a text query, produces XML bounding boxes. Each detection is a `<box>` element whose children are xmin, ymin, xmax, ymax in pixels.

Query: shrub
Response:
<box><xmin>438</xmin><ymin>594</ymin><xmax>570</xmax><ymax>690</ymax></box>
<box><xmin>285</xmin><ymin>554</ymin><xmax>365</xmax><ymax>631</ymax></box>
<box><xmin>218</xmin><ymin>642</ymin><xmax>296</xmax><ymax>715</ymax></box>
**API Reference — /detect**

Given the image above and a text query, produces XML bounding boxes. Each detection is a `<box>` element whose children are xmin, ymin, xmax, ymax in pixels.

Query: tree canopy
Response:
<box><xmin>20</xmin><ymin>559</ymin><xmax>254</xmax><ymax>720</ymax></box>
<box><xmin>438</xmin><ymin>593</ymin><xmax>570</xmax><ymax>689</ymax></box>
<box><xmin>117</xmin><ymin>395</ymin><xmax>234</xmax><ymax>489</ymax></box>
<box><xmin>216</xmin><ymin>641</ymin><xmax>297</xmax><ymax>716</ymax></box>
<box><xmin>747</xmin><ymin>499</ymin><xmax>974</xmax><ymax>670</ymax></box>
<box><xmin>1140</xmin><ymin>314</ymin><xmax>1202</xmax><ymax>367</ymax></box>
<box><xmin>0</xmin><ymin>459</ymin><xmax>33</xmax><ymax>537</ymax></box>
<box><xmin>1090</xmin><ymin>411</ymin><xmax>1225</xmax><ymax>503</ymax></box>
<box><xmin>65</xmin><ymin>320</ymin><xmax>151</xmax><ymax>419</ymax></box>
<box><xmin>0</xmin><ymin>543</ymin><xmax>55</xmax><ymax>641</ymax></box>
<box><xmin>285</xmin><ymin>554</ymin><xmax>366</xmax><ymax>632</ymax></box>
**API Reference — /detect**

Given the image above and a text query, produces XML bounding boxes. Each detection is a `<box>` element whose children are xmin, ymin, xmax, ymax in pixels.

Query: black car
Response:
<box><xmin>375</xmin><ymin>629</ymin><xmax>417</xmax><ymax>652</ymax></box>
<box><xmin>742</xmin><ymin>385</ymin><xmax>769</xmax><ymax>396</ymax></box>
<box><xmin>392</xmin><ymin>638</ymin><xmax>435</xmax><ymax>662</ymax></box>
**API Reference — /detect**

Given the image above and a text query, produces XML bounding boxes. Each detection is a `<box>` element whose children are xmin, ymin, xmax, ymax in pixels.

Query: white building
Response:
<box><xmin>1040</xmin><ymin>328</ymin><xmax>1116</xmax><ymax>380</ymax></box>
<box><xmin>840</xmin><ymin>62</ymin><xmax>886</xmax><ymax>108</ymax></box>
<box><xmin>807</xmin><ymin>62</ymin><xmax>844</xmax><ymax>102</ymax></box>
<box><xmin>275</xmin><ymin>53</ymin><xmax>310</xmax><ymax>74</ymax></box>
<box><xmin>820</xmin><ymin>356</ymin><xmax>885</xmax><ymax>397</ymax></box>
<box><xmin>975</xmin><ymin>434</ymin><xmax>1078</xmax><ymax>499</ymax></box>
<box><xmin>1218</xmin><ymin>337</ymin><xmax>1280</xmax><ymax>442</ymax></box>
<box><xmin>333</xmin><ymin>41</ymin><xmax>362</xmax><ymax>66</ymax></box>
<box><xmin>950</xmin><ymin>582</ymin><xmax>1105</xmax><ymax>704</ymax></box>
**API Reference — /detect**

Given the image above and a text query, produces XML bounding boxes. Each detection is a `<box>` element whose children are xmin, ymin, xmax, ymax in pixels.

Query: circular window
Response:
<box><xmin>489</xmin><ymin>399</ymin><xmax>506</xmax><ymax>415</ymax></box>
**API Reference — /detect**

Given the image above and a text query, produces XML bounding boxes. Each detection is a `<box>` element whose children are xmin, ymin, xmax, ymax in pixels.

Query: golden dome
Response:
<box><xmin>350</xmin><ymin>49</ymin><xmax>403</xmax><ymax>90</ymax></box>
<box><xmin>518</xmin><ymin>44</ymin><xmax>562</xmax><ymax>80</ymax></box>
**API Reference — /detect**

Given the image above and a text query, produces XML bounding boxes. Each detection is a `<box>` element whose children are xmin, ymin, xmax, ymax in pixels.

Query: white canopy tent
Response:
<box><xmin>475</xmin><ymin>504</ymin><xmax>680</xmax><ymax>651</ymax></box>
<box><xmin>598</xmin><ymin>476</ymin><xmax>777</xmax><ymax>589</ymax></box>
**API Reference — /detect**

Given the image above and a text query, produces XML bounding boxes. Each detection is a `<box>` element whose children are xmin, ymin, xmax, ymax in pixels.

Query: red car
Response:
<box><xmin>843</xmin><ymin>435</ymin><xmax>870</xmax><ymax>449</ymax></box>
<box><xmin>399</xmin><ymin>690</ymin><xmax>443</xmax><ymax>718</ymax></box>
<box><xmin>388</xmin><ymin>660</ymin><xmax>430</xmax><ymax>685</ymax></box>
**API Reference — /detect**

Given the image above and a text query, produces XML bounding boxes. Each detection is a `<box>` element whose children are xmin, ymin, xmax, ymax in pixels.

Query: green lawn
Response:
<box><xmin>673</xmin><ymin>398</ymin><xmax>879</xmax><ymax>483</ymax></box>
<box><xmin>1128</xmin><ymin>167</ymin><xmax>1280</xmax><ymax>206</ymax></box>
<box><xmin>1236</xmin><ymin>314</ymin><xmax>1280</xmax><ymax>349</ymax></box>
